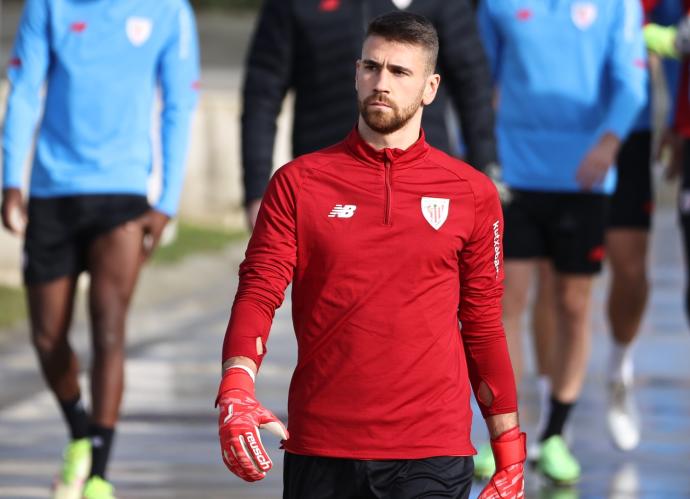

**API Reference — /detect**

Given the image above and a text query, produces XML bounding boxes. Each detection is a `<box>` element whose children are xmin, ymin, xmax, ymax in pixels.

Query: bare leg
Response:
<box><xmin>86</xmin><ymin>222</ymin><xmax>145</xmax><ymax>427</ymax></box>
<box><xmin>551</xmin><ymin>274</ymin><xmax>594</xmax><ymax>403</ymax></box>
<box><xmin>605</xmin><ymin>228</ymin><xmax>648</xmax><ymax>451</ymax></box>
<box><xmin>503</xmin><ymin>260</ymin><xmax>536</xmax><ymax>385</ymax></box>
<box><xmin>530</xmin><ymin>261</ymin><xmax>558</xmax><ymax>440</ymax></box>
<box><xmin>536</xmin><ymin>270</ymin><xmax>592</xmax><ymax>484</ymax></box>
<box><xmin>606</xmin><ymin>229</ymin><xmax>649</xmax><ymax>347</ymax></box>
<box><xmin>531</xmin><ymin>260</ymin><xmax>557</xmax><ymax>379</ymax></box>
<box><xmin>27</xmin><ymin>277</ymin><xmax>80</xmax><ymax>402</ymax></box>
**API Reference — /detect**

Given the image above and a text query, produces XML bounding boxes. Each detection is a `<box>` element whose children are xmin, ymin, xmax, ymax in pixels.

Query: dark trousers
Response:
<box><xmin>283</xmin><ymin>452</ymin><xmax>474</xmax><ymax>499</ymax></box>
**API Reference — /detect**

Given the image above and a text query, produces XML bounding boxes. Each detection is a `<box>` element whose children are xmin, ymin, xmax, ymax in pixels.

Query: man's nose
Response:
<box><xmin>373</xmin><ymin>69</ymin><xmax>391</xmax><ymax>93</ymax></box>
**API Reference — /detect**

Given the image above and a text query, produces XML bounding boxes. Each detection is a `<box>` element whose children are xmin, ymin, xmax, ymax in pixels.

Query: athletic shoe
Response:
<box><xmin>473</xmin><ymin>442</ymin><xmax>495</xmax><ymax>480</ymax></box>
<box><xmin>82</xmin><ymin>476</ymin><xmax>116</xmax><ymax>499</ymax></box>
<box><xmin>537</xmin><ymin>435</ymin><xmax>580</xmax><ymax>485</ymax></box>
<box><xmin>607</xmin><ymin>379</ymin><xmax>641</xmax><ymax>451</ymax></box>
<box><xmin>52</xmin><ymin>438</ymin><xmax>92</xmax><ymax>499</ymax></box>
<box><xmin>530</xmin><ymin>426</ymin><xmax>574</xmax><ymax>462</ymax></box>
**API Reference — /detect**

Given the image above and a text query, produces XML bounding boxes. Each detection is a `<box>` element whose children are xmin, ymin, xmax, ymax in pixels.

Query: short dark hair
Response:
<box><xmin>365</xmin><ymin>11</ymin><xmax>439</xmax><ymax>74</ymax></box>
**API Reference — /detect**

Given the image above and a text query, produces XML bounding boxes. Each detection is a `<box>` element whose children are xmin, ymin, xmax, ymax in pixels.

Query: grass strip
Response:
<box><xmin>0</xmin><ymin>285</ymin><xmax>25</xmax><ymax>329</ymax></box>
<box><xmin>152</xmin><ymin>222</ymin><xmax>247</xmax><ymax>265</ymax></box>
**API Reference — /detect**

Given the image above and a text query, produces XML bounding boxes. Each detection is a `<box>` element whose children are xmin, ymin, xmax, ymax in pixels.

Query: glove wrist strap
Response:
<box><xmin>215</xmin><ymin>366</ymin><xmax>256</xmax><ymax>406</ymax></box>
<box><xmin>490</xmin><ymin>427</ymin><xmax>527</xmax><ymax>470</ymax></box>
<box><xmin>227</xmin><ymin>364</ymin><xmax>256</xmax><ymax>382</ymax></box>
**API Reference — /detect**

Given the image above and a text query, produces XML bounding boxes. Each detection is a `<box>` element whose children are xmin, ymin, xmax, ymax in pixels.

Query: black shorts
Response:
<box><xmin>283</xmin><ymin>452</ymin><xmax>474</xmax><ymax>499</ymax></box>
<box><xmin>23</xmin><ymin>195</ymin><xmax>150</xmax><ymax>285</ymax></box>
<box><xmin>503</xmin><ymin>190</ymin><xmax>609</xmax><ymax>274</ymax></box>
<box><xmin>608</xmin><ymin>131</ymin><xmax>653</xmax><ymax>229</ymax></box>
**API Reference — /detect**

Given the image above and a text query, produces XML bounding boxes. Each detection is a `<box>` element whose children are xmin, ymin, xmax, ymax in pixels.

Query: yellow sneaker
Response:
<box><xmin>52</xmin><ymin>438</ymin><xmax>92</xmax><ymax>499</ymax></box>
<box><xmin>82</xmin><ymin>476</ymin><xmax>116</xmax><ymax>499</ymax></box>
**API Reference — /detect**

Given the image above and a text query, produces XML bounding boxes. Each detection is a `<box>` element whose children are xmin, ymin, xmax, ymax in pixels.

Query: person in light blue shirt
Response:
<box><xmin>528</xmin><ymin>0</ymin><xmax>683</xmax><ymax>463</ymax></box>
<box><xmin>601</xmin><ymin>0</ymin><xmax>682</xmax><ymax>456</ymax></box>
<box><xmin>475</xmin><ymin>0</ymin><xmax>647</xmax><ymax>486</ymax></box>
<box><xmin>0</xmin><ymin>1</ymin><xmax>199</xmax><ymax>497</ymax></box>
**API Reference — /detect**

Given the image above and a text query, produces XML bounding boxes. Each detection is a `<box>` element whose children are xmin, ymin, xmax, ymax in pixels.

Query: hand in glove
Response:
<box><xmin>217</xmin><ymin>366</ymin><xmax>288</xmax><ymax>482</ymax></box>
<box><xmin>477</xmin><ymin>427</ymin><xmax>526</xmax><ymax>499</ymax></box>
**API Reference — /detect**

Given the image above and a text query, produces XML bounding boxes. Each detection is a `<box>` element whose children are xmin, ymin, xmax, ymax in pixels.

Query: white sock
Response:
<box><xmin>609</xmin><ymin>340</ymin><xmax>634</xmax><ymax>385</ymax></box>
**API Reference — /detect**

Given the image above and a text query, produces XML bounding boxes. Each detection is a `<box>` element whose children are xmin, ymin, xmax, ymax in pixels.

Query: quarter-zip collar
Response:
<box><xmin>345</xmin><ymin>126</ymin><xmax>430</xmax><ymax>169</ymax></box>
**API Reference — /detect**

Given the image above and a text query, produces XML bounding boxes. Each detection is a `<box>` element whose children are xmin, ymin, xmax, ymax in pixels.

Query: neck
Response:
<box><xmin>357</xmin><ymin>112</ymin><xmax>423</xmax><ymax>151</ymax></box>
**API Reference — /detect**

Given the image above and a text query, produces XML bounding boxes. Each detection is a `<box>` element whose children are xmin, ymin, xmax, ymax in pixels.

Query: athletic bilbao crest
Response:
<box><xmin>392</xmin><ymin>0</ymin><xmax>413</xmax><ymax>10</ymax></box>
<box><xmin>421</xmin><ymin>197</ymin><xmax>449</xmax><ymax>230</ymax></box>
<box><xmin>126</xmin><ymin>17</ymin><xmax>152</xmax><ymax>46</ymax></box>
<box><xmin>571</xmin><ymin>2</ymin><xmax>597</xmax><ymax>30</ymax></box>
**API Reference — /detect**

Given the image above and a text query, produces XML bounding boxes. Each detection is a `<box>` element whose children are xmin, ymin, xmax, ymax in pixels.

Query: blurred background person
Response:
<box><xmin>601</xmin><ymin>0</ymin><xmax>681</xmax><ymax>454</ymax></box>
<box><xmin>475</xmin><ymin>0</ymin><xmax>647</xmax><ymax>486</ymax></box>
<box><xmin>528</xmin><ymin>0</ymin><xmax>683</xmax><ymax>458</ymax></box>
<box><xmin>644</xmin><ymin>1</ymin><xmax>690</xmax><ymax>328</ymax></box>
<box><xmin>0</xmin><ymin>0</ymin><xmax>199</xmax><ymax>497</ymax></box>
<box><xmin>241</xmin><ymin>0</ymin><xmax>498</xmax><ymax>227</ymax></box>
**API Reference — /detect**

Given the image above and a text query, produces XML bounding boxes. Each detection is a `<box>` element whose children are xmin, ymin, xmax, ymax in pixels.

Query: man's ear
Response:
<box><xmin>355</xmin><ymin>59</ymin><xmax>361</xmax><ymax>91</ymax></box>
<box><xmin>422</xmin><ymin>73</ymin><xmax>441</xmax><ymax>106</ymax></box>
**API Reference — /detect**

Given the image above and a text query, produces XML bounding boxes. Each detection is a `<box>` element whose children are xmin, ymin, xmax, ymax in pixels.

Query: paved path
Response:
<box><xmin>1</xmin><ymin>208</ymin><xmax>690</xmax><ymax>498</ymax></box>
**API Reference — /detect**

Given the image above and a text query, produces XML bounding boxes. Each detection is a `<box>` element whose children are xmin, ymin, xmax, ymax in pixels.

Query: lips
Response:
<box><xmin>366</xmin><ymin>96</ymin><xmax>392</xmax><ymax>108</ymax></box>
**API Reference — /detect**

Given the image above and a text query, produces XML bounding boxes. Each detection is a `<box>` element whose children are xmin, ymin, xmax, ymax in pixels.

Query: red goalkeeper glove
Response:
<box><xmin>216</xmin><ymin>365</ymin><xmax>289</xmax><ymax>482</ymax></box>
<box><xmin>477</xmin><ymin>427</ymin><xmax>526</xmax><ymax>499</ymax></box>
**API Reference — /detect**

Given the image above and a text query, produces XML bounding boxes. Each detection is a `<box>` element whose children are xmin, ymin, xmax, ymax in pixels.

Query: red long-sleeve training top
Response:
<box><xmin>223</xmin><ymin>128</ymin><xmax>518</xmax><ymax>459</ymax></box>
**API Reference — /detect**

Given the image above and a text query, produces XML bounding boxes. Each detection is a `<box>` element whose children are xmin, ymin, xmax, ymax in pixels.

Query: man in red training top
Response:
<box><xmin>216</xmin><ymin>11</ymin><xmax>525</xmax><ymax>499</ymax></box>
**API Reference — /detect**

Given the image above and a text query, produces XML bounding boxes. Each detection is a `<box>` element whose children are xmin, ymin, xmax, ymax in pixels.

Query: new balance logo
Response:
<box><xmin>328</xmin><ymin>204</ymin><xmax>357</xmax><ymax>218</ymax></box>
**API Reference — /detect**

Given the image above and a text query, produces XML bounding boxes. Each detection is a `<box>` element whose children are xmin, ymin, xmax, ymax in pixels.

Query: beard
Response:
<box><xmin>358</xmin><ymin>90</ymin><xmax>423</xmax><ymax>135</ymax></box>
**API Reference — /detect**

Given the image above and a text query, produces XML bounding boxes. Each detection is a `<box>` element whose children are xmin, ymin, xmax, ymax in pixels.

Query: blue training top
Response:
<box><xmin>477</xmin><ymin>0</ymin><xmax>648</xmax><ymax>194</ymax></box>
<box><xmin>2</xmin><ymin>0</ymin><xmax>200</xmax><ymax>216</ymax></box>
